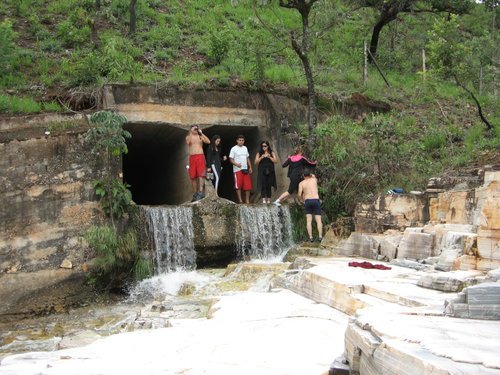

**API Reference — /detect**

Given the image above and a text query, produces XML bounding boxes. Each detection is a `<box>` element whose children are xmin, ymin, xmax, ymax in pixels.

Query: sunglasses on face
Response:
<box><xmin>262</xmin><ymin>145</ymin><xmax>268</xmax><ymax>148</ymax></box>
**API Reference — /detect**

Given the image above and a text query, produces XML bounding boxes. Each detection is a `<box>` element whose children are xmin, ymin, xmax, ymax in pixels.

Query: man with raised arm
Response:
<box><xmin>186</xmin><ymin>125</ymin><xmax>210</xmax><ymax>202</ymax></box>
<box><xmin>298</xmin><ymin>167</ymin><xmax>323</xmax><ymax>243</ymax></box>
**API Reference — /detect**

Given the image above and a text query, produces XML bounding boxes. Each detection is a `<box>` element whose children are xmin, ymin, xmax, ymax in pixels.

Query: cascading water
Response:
<box><xmin>237</xmin><ymin>205</ymin><xmax>293</xmax><ymax>261</ymax></box>
<box><xmin>436</xmin><ymin>231</ymin><xmax>473</xmax><ymax>271</ymax></box>
<box><xmin>142</xmin><ymin>206</ymin><xmax>196</xmax><ymax>273</ymax></box>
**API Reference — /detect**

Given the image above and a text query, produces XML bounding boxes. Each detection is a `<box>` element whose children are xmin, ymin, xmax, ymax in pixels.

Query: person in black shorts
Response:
<box><xmin>273</xmin><ymin>146</ymin><xmax>316</xmax><ymax>206</ymax></box>
<box><xmin>298</xmin><ymin>167</ymin><xmax>323</xmax><ymax>242</ymax></box>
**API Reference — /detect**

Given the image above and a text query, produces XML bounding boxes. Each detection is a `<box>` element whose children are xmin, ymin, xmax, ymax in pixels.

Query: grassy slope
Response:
<box><xmin>0</xmin><ymin>0</ymin><xmax>498</xmax><ymax>218</ymax></box>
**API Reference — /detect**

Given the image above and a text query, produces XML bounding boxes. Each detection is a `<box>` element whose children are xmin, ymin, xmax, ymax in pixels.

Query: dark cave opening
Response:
<box><xmin>123</xmin><ymin>123</ymin><xmax>261</xmax><ymax>205</ymax></box>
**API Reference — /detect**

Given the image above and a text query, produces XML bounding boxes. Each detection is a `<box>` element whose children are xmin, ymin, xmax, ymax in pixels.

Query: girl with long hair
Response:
<box><xmin>206</xmin><ymin>134</ymin><xmax>227</xmax><ymax>196</ymax></box>
<box><xmin>254</xmin><ymin>140</ymin><xmax>277</xmax><ymax>204</ymax></box>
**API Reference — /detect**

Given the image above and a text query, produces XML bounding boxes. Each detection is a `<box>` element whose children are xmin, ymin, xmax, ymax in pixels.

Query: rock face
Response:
<box><xmin>191</xmin><ymin>196</ymin><xmax>239</xmax><ymax>268</ymax></box>
<box><xmin>330</xmin><ymin>168</ymin><xmax>500</xmax><ymax>275</ymax></box>
<box><xmin>474</xmin><ymin>171</ymin><xmax>500</xmax><ymax>271</ymax></box>
<box><xmin>0</xmin><ymin>114</ymin><xmax>102</xmax><ymax>317</ymax></box>
<box><xmin>354</xmin><ymin>193</ymin><xmax>427</xmax><ymax>233</ymax></box>
<box><xmin>445</xmin><ymin>282</ymin><xmax>500</xmax><ymax>320</ymax></box>
<box><xmin>0</xmin><ymin>87</ymin><xmax>312</xmax><ymax>316</ymax></box>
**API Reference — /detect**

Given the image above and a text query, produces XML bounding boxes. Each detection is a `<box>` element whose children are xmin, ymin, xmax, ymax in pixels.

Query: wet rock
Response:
<box><xmin>445</xmin><ymin>282</ymin><xmax>500</xmax><ymax>320</ymax></box>
<box><xmin>379</xmin><ymin>231</ymin><xmax>403</xmax><ymax>260</ymax></box>
<box><xmin>389</xmin><ymin>259</ymin><xmax>432</xmax><ymax>271</ymax></box>
<box><xmin>417</xmin><ymin>270</ymin><xmax>482</xmax><ymax>292</ymax></box>
<box><xmin>329</xmin><ymin>355</ymin><xmax>350</xmax><ymax>375</ymax></box>
<box><xmin>486</xmin><ymin>268</ymin><xmax>500</xmax><ymax>282</ymax></box>
<box><xmin>60</xmin><ymin>259</ymin><xmax>73</xmax><ymax>269</ymax></box>
<box><xmin>1</xmin><ymin>337</ymin><xmax>62</xmax><ymax>353</ymax></box>
<box><xmin>178</xmin><ymin>283</ymin><xmax>196</xmax><ymax>296</ymax></box>
<box><xmin>337</xmin><ymin>232</ymin><xmax>382</xmax><ymax>259</ymax></box>
<box><xmin>284</xmin><ymin>245</ymin><xmax>335</xmax><ymax>262</ymax></box>
<box><xmin>397</xmin><ymin>230</ymin><xmax>433</xmax><ymax>260</ymax></box>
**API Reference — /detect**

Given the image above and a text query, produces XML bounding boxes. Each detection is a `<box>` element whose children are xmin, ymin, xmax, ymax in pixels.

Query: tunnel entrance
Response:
<box><xmin>123</xmin><ymin>123</ymin><xmax>261</xmax><ymax>205</ymax></box>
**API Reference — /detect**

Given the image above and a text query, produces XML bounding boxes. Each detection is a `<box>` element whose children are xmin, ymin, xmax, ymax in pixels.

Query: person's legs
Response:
<box><xmin>190</xmin><ymin>155</ymin><xmax>206</xmax><ymax>200</ymax></box>
<box><xmin>306</xmin><ymin>214</ymin><xmax>313</xmax><ymax>240</ymax></box>
<box><xmin>236</xmin><ymin>189</ymin><xmax>243</xmax><ymax>203</ymax></box>
<box><xmin>275</xmin><ymin>177</ymin><xmax>299</xmax><ymax>205</ymax></box>
<box><xmin>241</xmin><ymin>172</ymin><xmax>252</xmax><ymax>204</ymax></box>
<box><xmin>274</xmin><ymin>191</ymin><xmax>289</xmax><ymax>205</ymax></box>
<box><xmin>261</xmin><ymin>176</ymin><xmax>271</xmax><ymax>203</ymax></box>
<box><xmin>197</xmin><ymin>177</ymin><xmax>204</xmax><ymax>192</ymax></box>
<box><xmin>212</xmin><ymin>164</ymin><xmax>220</xmax><ymax>195</ymax></box>
<box><xmin>315</xmin><ymin>214</ymin><xmax>323</xmax><ymax>240</ymax></box>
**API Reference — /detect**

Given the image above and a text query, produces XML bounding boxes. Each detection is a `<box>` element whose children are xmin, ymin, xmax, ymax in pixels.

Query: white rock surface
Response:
<box><xmin>0</xmin><ymin>290</ymin><xmax>348</xmax><ymax>375</ymax></box>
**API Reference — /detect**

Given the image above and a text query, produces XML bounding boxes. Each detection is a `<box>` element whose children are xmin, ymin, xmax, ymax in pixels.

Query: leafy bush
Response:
<box><xmin>93</xmin><ymin>178</ymin><xmax>132</xmax><ymax>220</ymax></box>
<box><xmin>57</xmin><ymin>19</ymin><xmax>91</xmax><ymax>48</ymax></box>
<box><xmin>86</xmin><ymin>110</ymin><xmax>132</xmax><ymax>226</ymax></box>
<box><xmin>207</xmin><ymin>28</ymin><xmax>232</xmax><ymax>66</ymax></box>
<box><xmin>85</xmin><ymin>225</ymin><xmax>152</xmax><ymax>289</ymax></box>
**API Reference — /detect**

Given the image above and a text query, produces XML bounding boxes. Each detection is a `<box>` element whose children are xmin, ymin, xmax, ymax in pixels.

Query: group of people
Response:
<box><xmin>185</xmin><ymin>125</ymin><xmax>323</xmax><ymax>242</ymax></box>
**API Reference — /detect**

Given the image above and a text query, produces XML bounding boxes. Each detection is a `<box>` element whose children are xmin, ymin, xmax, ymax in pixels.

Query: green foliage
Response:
<box><xmin>0</xmin><ymin>20</ymin><xmax>19</xmax><ymax>79</ymax></box>
<box><xmin>289</xmin><ymin>203</ymin><xmax>308</xmax><ymax>242</ymax></box>
<box><xmin>86</xmin><ymin>110</ymin><xmax>132</xmax><ymax>223</ymax></box>
<box><xmin>84</xmin><ymin>225</ymin><xmax>152</xmax><ymax>288</ymax></box>
<box><xmin>134</xmin><ymin>257</ymin><xmax>154</xmax><ymax>281</ymax></box>
<box><xmin>427</xmin><ymin>15</ymin><xmax>471</xmax><ymax>80</ymax></box>
<box><xmin>207</xmin><ymin>28</ymin><xmax>232</xmax><ymax>66</ymax></box>
<box><xmin>87</xmin><ymin>110</ymin><xmax>130</xmax><ymax>156</ymax></box>
<box><xmin>0</xmin><ymin>93</ymin><xmax>62</xmax><ymax>114</ymax></box>
<box><xmin>57</xmin><ymin>19</ymin><xmax>91</xmax><ymax>48</ymax></box>
<box><xmin>93</xmin><ymin>178</ymin><xmax>132</xmax><ymax>220</ymax></box>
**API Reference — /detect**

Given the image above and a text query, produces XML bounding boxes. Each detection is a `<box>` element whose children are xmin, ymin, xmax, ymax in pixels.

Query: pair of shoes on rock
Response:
<box><xmin>308</xmin><ymin>237</ymin><xmax>323</xmax><ymax>243</ymax></box>
<box><xmin>191</xmin><ymin>191</ymin><xmax>205</xmax><ymax>202</ymax></box>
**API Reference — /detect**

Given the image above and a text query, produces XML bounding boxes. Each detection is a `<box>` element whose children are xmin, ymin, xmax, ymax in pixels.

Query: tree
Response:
<box><xmin>279</xmin><ymin>0</ymin><xmax>320</xmax><ymax>154</ymax></box>
<box><xmin>352</xmin><ymin>0</ymin><xmax>474</xmax><ymax>62</ymax></box>
<box><xmin>129</xmin><ymin>0</ymin><xmax>138</xmax><ymax>35</ymax></box>
<box><xmin>427</xmin><ymin>15</ymin><xmax>493</xmax><ymax>130</ymax></box>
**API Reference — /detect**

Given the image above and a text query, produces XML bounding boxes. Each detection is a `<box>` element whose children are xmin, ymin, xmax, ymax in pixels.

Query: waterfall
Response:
<box><xmin>440</xmin><ymin>231</ymin><xmax>466</xmax><ymax>251</ymax></box>
<box><xmin>142</xmin><ymin>206</ymin><xmax>196</xmax><ymax>274</ymax></box>
<box><xmin>237</xmin><ymin>205</ymin><xmax>293</xmax><ymax>261</ymax></box>
<box><xmin>436</xmin><ymin>231</ymin><xmax>471</xmax><ymax>272</ymax></box>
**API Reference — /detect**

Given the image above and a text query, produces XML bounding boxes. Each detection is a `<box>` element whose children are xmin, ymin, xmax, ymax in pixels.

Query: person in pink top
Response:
<box><xmin>274</xmin><ymin>146</ymin><xmax>317</xmax><ymax>206</ymax></box>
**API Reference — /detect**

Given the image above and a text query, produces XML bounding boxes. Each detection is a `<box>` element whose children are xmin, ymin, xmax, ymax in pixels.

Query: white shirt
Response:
<box><xmin>229</xmin><ymin>145</ymin><xmax>249</xmax><ymax>172</ymax></box>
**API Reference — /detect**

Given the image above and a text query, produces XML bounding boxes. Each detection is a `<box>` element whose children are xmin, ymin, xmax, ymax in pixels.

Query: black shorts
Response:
<box><xmin>304</xmin><ymin>199</ymin><xmax>321</xmax><ymax>215</ymax></box>
<box><xmin>287</xmin><ymin>176</ymin><xmax>302</xmax><ymax>194</ymax></box>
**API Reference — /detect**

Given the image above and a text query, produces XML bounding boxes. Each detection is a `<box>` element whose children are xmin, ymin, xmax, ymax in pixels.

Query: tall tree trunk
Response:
<box><xmin>369</xmin><ymin>16</ymin><xmax>394</xmax><ymax>63</ymax></box>
<box><xmin>454</xmin><ymin>75</ymin><xmax>493</xmax><ymax>131</ymax></box>
<box><xmin>90</xmin><ymin>0</ymin><xmax>101</xmax><ymax>49</ymax></box>
<box><xmin>279</xmin><ymin>0</ymin><xmax>319</xmax><ymax>155</ymax></box>
<box><xmin>129</xmin><ymin>0</ymin><xmax>137</xmax><ymax>35</ymax></box>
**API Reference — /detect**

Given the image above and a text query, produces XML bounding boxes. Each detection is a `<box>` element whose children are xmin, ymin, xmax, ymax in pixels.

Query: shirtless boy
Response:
<box><xmin>186</xmin><ymin>125</ymin><xmax>210</xmax><ymax>201</ymax></box>
<box><xmin>298</xmin><ymin>167</ymin><xmax>323</xmax><ymax>242</ymax></box>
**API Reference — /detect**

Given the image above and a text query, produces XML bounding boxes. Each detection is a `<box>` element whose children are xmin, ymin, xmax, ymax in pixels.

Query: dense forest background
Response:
<box><xmin>1</xmin><ymin>0</ymin><xmax>498</xmax><ymax>220</ymax></box>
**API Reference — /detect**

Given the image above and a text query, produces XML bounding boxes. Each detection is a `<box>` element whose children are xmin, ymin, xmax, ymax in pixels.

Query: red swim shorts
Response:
<box><xmin>189</xmin><ymin>154</ymin><xmax>206</xmax><ymax>179</ymax></box>
<box><xmin>234</xmin><ymin>170</ymin><xmax>252</xmax><ymax>191</ymax></box>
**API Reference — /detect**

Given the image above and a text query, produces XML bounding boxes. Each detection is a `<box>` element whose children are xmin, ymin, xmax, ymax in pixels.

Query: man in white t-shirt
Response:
<box><xmin>229</xmin><ymin>134</ymin><xmax>253</xmax><ymax>203</ymax></box>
